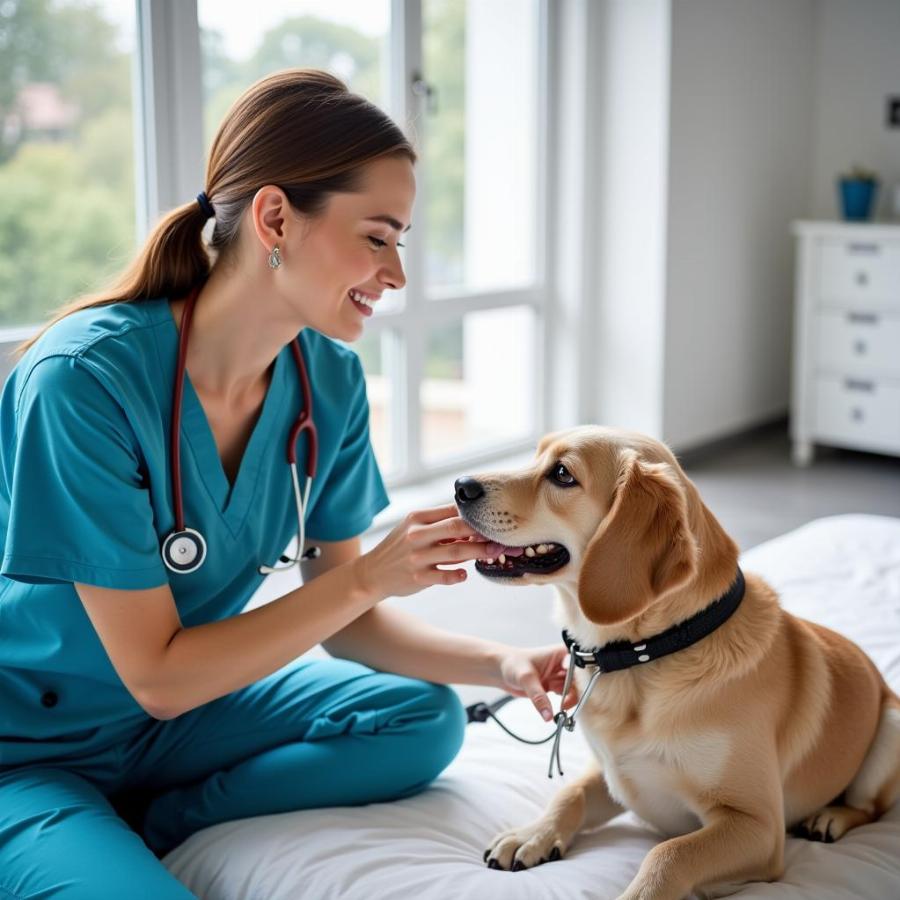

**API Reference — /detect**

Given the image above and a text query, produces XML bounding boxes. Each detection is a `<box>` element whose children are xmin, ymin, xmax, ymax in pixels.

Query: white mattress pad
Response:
<box><xmin>163</xmin><ymin>514</ymin><xmax>900</xmax><ymax>899</ymax></box>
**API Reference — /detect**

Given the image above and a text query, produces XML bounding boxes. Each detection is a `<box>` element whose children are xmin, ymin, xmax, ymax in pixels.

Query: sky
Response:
<box><xmin>99</xmin><ymin>0</ymin><xmax>388</xmax><ymax>59</ymax></box>
<box><xmin>199</xmin><ymin>0</ymin><xmax>388</xmax><ymax>59</ymax></box>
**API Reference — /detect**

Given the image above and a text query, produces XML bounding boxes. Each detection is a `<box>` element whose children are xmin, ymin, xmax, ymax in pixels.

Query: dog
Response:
<box><xmin>454</xmin><ymin>425</ymin><xmax>900</xmax><ymax>900</ymax></box>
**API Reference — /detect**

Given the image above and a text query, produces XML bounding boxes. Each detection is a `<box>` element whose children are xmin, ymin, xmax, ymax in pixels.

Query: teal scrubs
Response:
<box><xmin>0</xmin><ymin>298</ymin><xmax>466</xmax><ymax>898</ymax></box>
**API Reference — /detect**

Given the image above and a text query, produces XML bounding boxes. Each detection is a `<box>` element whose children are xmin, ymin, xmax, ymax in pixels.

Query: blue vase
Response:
<box><xmin>838</xmin><ymin>178</ymin><xmax>878</xmax><ymax>221</ymax></box>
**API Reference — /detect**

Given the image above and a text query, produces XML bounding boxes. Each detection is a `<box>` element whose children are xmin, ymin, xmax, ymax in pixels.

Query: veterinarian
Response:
<box><xmin>0</xmin><ymin>68</ymin><xmax>570</xmax><ymax>898</ymax></box>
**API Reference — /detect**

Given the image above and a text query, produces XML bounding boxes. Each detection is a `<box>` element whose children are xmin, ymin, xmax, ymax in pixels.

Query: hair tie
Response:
<box><xmin>196</xmin><ymin>192</ymin><xmax>214</xmax><ymax>220</ymax></box>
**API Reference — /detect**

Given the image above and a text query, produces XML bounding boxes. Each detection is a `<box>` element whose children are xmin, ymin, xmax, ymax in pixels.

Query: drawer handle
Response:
<box><xmin>846</xmin><ymin>312</ymin><xmax>880</xmax><ymax>325</ymax></box>
<box><xmin>844</xmin><ymin>378</ymin><xmax>875</xmax><ymax>393</ymax></box>
<box><xmin>846</xmin><ymin>242</ymin><xmax>880</xmax><ymax>255</ymax></box>
<box><xmin>853</xmin><ymin>340</ymin><xmax>868</xmax><ymax>355</ymax></box>
<box><xmin>851</xmin><ymin>407</ymin><xmax>865</xmax><ymax>422</ymax></box>
<box><xmin>855</xmin><ymin>271</ymin><xmax>869</xmax><ymax>286</ymax></box>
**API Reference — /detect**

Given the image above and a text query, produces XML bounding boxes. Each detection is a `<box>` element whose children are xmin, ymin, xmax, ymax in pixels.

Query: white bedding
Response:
<box><xmin>162</xmin><ymin>514</ymin><xmax>900</xmax><ymax>899</ymax></box>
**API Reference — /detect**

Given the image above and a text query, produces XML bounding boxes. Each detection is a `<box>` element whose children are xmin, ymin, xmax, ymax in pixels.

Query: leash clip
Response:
<box><xmin>547</xmin><ymin>642</ymin><xmax>603</xmax><ymax>779</ymax></box>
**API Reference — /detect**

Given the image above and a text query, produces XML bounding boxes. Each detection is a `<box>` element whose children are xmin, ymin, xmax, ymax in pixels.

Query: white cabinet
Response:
<box><xmin>791</xmin><ymin>221</ymin><xmax>900</xmax><ymax>466</ymax></box>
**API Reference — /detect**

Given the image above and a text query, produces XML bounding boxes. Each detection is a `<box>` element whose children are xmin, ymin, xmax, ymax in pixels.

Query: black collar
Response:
<box><xmin>562</xmin><ymin>567</ymin><xmax>745</xmax><ymax>673</ymax></box>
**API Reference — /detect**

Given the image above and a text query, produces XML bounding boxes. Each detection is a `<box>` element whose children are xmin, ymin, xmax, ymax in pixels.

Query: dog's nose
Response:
<box><xmin>454</xmin><ymin>476</ymin><xmax>484</xmax><ymax>505</ymax></box>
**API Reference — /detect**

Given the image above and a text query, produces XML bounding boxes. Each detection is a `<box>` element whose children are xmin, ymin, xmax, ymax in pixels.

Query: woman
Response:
<box><xmin>0</xmin><ymin>68</ymin><xmax>570</xmax><ymax>897</ymax></box>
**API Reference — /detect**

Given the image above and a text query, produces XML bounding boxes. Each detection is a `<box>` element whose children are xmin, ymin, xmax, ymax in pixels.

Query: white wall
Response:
<box><xmin>661</xmin><ymin>0</ymin><xmax>816</xmax><ymax>450</ymax></box>
<box><xmin>810</xmin><ymin>0</ymin><xmax>900</xmax><ymax>221</ymax></box>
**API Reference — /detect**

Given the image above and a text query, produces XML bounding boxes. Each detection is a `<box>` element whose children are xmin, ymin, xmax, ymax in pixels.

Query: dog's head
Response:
<box><xmin>455</xmin><ymin>425</ymin><xmax>736</xmax><ymax>627</ymax></box>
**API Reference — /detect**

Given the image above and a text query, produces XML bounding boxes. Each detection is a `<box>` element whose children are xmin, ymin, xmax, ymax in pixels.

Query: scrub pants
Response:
<box><xmin>0</xmin><ymin>657</ymin><xmax>467</xmax><ymax>899</ymax></box>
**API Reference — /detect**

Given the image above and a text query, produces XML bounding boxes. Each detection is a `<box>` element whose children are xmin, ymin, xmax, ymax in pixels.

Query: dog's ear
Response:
<box><xmin>577</xmin><ymin>451</ymin><xmax>698</xmax><ymax>626</ymax></box>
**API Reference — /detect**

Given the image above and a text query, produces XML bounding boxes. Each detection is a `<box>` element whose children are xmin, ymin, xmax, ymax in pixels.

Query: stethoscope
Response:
<box><xmin>161</xmin><ymin>286</ymin><xmax>322</xmax><ymax>575</ymax></box>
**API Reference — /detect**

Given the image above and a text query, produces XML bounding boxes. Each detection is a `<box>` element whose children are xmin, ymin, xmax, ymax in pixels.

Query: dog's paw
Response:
<box><xmin>790</xmin><ymin>805</ymin><xmax>871</xmax><ymax>843</ymax></box>
<box><xmin>483</xmin><ymin>821</ymin><xmax>566</xmax><ymax>871</ymax></box>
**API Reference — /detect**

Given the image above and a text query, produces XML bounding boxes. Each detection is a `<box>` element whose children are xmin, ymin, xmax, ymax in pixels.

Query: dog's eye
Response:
<box><xmin>551</xmin><ymin>463</ymin><xmax>577</xmax><ymax>487</ymax></box>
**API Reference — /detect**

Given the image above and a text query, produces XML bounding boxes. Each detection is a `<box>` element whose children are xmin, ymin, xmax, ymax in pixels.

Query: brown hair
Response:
<box><xmin>16</xmin><ymin>67</ymin><xmax>417</xmax><ymax>357</ymax></box>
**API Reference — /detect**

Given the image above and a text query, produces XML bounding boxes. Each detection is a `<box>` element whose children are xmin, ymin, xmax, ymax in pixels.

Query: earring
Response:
<box><xmin>267</xmin><ymin>245</ymin><xmax>281</xmax><ymax>269</ymax></box>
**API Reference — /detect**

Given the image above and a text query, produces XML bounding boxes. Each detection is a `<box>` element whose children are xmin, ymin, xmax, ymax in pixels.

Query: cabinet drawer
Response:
<box><xmin>815</xmin><ymin>311</ymin><xmax>900</xmax><ymax>377</ymax></box>
<box><xmin>817</xmin><ymin>238</ymin><xmax>900</xmax><ymax>308</ymax></box>
<box><xmin>814</xmin><ymin>375</ymin><xmax>900</xmax><ymax>448</ymax></box>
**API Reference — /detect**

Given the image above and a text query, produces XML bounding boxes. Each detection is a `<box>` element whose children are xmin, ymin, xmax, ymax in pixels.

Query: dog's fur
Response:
<box><xmin>457</xmin><ymin>425</ymin><xmax>900</xmax><ymax>900</ymax></box>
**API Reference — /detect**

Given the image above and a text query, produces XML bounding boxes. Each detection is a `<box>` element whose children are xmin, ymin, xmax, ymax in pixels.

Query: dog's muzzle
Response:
<box><xmin>454</xmin><ymin>476</ymin><xmax>570</xmax><ymax>578</ymax></box>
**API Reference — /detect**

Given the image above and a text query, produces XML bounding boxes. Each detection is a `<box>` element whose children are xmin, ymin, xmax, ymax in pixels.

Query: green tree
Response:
<box><xmin>0</xmin><ymin>143</ymin><xmax>131</xmax><ymax>323</ymax></box>
<box><xmin>0</xmin><ymin>0</ymin><xmax>134</xmax><ymax>326</ymax></box>
<box><xmin>0</xmin><ymin>0</ymin><xmax>58</xmax><ymax>165</ymax></box>
<box><xmin>0</xmin><ymin>0</ymin><xmax>127</xmax><ymax>163</ymax></box>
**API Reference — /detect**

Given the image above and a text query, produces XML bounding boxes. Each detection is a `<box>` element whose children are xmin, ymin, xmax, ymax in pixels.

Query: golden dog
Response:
<box><xmin>454</xmin><ymin>425</ymin><xmax>900</xmax><ymax>900</ymax></box>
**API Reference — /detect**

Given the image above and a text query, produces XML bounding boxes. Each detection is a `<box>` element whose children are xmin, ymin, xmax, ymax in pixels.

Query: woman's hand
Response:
<box><xmin>497</xmin><ymin>644</ymin><xmax>579</xmax><ymax>722</ymax></box>
<box><xmin>353</xmin><ymin>503</ymin><xmax>504</xmax><ymax>602</ymax></box>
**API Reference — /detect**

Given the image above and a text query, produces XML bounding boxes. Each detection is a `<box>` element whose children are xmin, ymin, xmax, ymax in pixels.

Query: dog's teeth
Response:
<box><xmin>547</xmin><ymin>543</ymin><xmax>555</xmax><ymax>549</ymax></box>
<box><xmin>486</xmin><ymin>558</ymin><xmax>494</xmax><ymax>565</ymax></box>
<box><xmin>537</xmin><ymin>544</ymin><xmax>548</xmax><ymax>554</ymax></box>
<box><xmin>498</xmin><ymin>554</ymin><xmax>506</xmax><ymax>564</ymax></box>
<box><xmin>525</xmin><ymin>547</ymin><xmax>536</xmax><ymax>557</ymax></box>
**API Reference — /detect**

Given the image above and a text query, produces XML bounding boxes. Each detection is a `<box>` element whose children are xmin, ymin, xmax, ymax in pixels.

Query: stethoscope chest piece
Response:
<box><xmin>162</xmin><ymin>528</ymin><xmax>207</xmax><ymax>574</ymax></box>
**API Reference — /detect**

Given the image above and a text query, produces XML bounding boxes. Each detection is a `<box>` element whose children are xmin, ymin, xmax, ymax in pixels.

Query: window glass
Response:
<box><xmin>354</xmin><ymin>329</ymin><xmax>394</xmax><ymax>475</ymax></box>
<box><xmin>422</xmin><ymin>0</ymin><xmax>540</xmax><ymax>297</ymax></box>
<box><xmin>421</xmin><ymin>306</ymin><xmax>537</xmax><ymax>463</ymax></box>
<box><xmin>0</xmin><ymin>0</ymin><xmax>136</xmax><ymax>327</ymax></box>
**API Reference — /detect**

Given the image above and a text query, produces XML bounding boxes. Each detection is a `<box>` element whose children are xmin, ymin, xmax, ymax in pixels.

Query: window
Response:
<box><xmin>418</xmin><ymin>0</ymin><xmax>542</xmax><ymax>468</ymax></box>
<box><xmin>0</xmin><ymin>0</ymin><xmax>137</xmax><ymax>328</ymax></box>
<box><xmin>422</xmin><ymin>0</ymin><xmax>540</xmax><ymax>295</ymax></box>
<box><xmin>420</xmin><ymin>306</ymin><xmax>537</xmax><ymax>464</ymax></box>
<box><xmin>2</xmin><ymin>0</ymin><xmax>549</xmax><ymax>490</ymax></box>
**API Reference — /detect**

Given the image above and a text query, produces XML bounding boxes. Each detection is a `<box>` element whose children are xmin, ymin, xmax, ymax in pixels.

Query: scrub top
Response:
<box><xmin>0</xmin><ymin>296</ymin><xmax>390</xmax><ymax>751</ymax></box>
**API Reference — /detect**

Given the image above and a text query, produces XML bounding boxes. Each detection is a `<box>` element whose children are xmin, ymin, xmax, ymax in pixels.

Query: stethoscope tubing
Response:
<box><xmin>259</xmin><ymin>465</ymin><xmax>311</xmax><ymax>575</ymax></box>
<box><xmin>170</xmin><ymin>285</ymin><xmax>198</xmax><ymax>533</ymax></box>
<box><xmin>164</xmin><ymin>285</ymin><xmax>320</xmax><ymax>574</ymax></box>
<box><xmin>288</xmin><ymin>340</ymin><xmax>317</xmax><ymax>472</ymax></box>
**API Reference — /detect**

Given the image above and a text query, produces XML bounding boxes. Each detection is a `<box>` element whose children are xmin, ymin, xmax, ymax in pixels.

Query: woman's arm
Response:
<box><xmin>307</xmin><ymin>535</ymin><xmax>507</xmax><ymax>687</ymax></box>
<box><xmin>323</xmin><ymin>603</ymin><xmax>508</xmax><ymax>688</ymax></box>
<box><xmin>77</xmin><ymin>531</ymin><xmax>566</xmax><ymax>722</ymax></box>
<box><xmin>310</xmin><ymin>535</ymin><xmax>571</xmax><ymax>721</ymax></box>
<box><xmin>322</xmin><ymin>593</ymin><xmax>571</xmax><ymax>722</ymax></box>
<box><xmin>76</xmin><ymin>556</ymin><xmax>379</xmax><ymax>721</ymax></box>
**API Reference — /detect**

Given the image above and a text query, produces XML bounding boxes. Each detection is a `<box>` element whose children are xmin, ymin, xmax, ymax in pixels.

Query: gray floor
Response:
<box><xmin>363</xmin><ymin>423</ymin><xmax>900</xmax><ymax>707</ymax></box>
<box><xmin>676</xmin><ymin>423</ymin><xmax>900</xmax><ymax>552</ymax></box>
